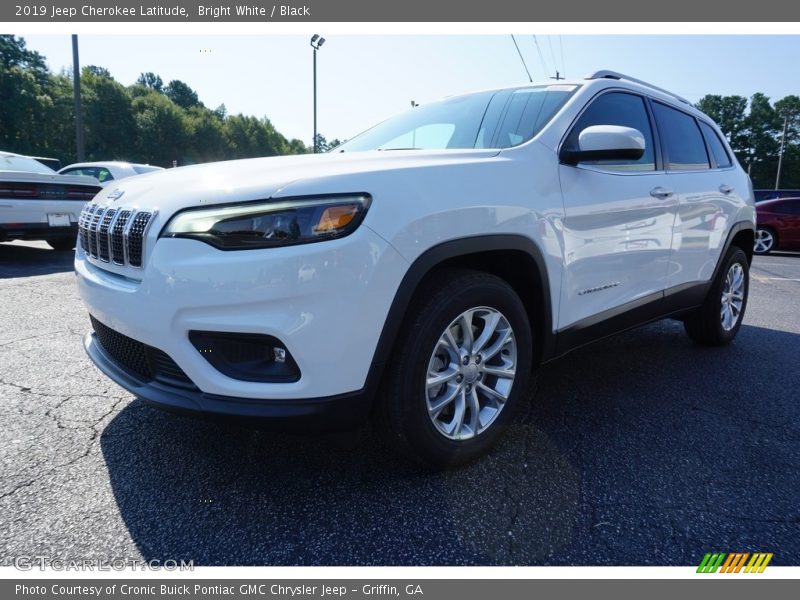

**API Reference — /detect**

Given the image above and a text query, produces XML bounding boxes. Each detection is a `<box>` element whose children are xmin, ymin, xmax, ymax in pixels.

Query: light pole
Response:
<box><xmin>71</xmin><ymin>34</ymin><xmax>85</xmax><ymax>161</ymax></box>
<box><xmin>775</xmin><ymin>113</ymin><xmax>789</xmax><ymax>190</ymax></box>
<box><xmin>310</xmin><ymin>34</ymin><xmax>325</xmax><ymax>153</ymax></box>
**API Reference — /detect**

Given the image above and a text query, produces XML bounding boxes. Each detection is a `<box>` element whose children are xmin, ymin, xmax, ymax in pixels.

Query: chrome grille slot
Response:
<box><xmin>110</xmin><ymin>210</ymin><xmax>131</xmax><ymax>265</ymax></box>
<box><xmin>97</xmin><ymin>208</ymin><xmax>117</xmax><ymax>262</ymax></box>
<box><xmin>88</xmin><ymin>207</ymin><xmax>105</xmax><ymax>258</ymax></box>
<box><xmin>127</xmin><ymin>212</ymin><xmax>152</xmax><ymax>268</ymax></box>
<box><xmin>78</xmin><ymin>204</ymin><xmax>95</xmax><ymax>251</ymax></box>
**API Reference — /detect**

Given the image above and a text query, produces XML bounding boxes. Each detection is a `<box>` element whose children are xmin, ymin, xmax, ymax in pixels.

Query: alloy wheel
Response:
<box><xmin>754</xmin><ymin>229</ymin><xmax>774</xmax><ymax>254</ymax></box>
<box><xmin>424</xmin><ymin>306</ymin><xmax>517</xmax><ymax>441</ymax></box>
<box><xmin>720</xmin><ymin>262</ymin><xmax>745</xmax><ymax>331</ymax></box>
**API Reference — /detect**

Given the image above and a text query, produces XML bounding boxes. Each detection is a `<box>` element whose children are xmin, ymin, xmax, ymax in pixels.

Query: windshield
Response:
<box><xmin>0</xmin><ymin>154</ymin><xmax>56</xmax><ymax>175</ymax></box>
<box><xmin>336</xmin><ymin>85</ymin><xmax>578</xmax><ymax>152</ymax></box>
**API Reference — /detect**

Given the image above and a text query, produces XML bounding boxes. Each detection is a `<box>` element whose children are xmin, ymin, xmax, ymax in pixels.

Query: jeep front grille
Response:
<box><xmin>78</xmin><ymin>203</ymin><xmax>154</xmax><ymax>268</ymax></box>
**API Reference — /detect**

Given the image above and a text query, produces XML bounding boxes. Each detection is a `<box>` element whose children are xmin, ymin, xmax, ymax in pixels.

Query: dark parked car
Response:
<box><xmin>754</xmin><ymin>189</ymin><xmax>800</xmax><ymax>203</ymax></box>
<box><xmin>754</xmin><ymin>197</ymin><xmax>800</xmax><ymax>254</ymax></box>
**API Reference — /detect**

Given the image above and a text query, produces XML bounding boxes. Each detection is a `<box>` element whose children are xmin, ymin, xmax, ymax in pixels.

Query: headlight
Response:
<box><xmin>161</xmin><ymin>194</ymin><xmax>371</xmax><ymax>250</ymax></box>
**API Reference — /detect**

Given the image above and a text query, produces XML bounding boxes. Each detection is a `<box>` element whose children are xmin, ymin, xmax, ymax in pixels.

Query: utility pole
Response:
<box><xmin>71</xmin><ymin>34</ymin><xmax>85</xmax><ymax>161</ymax></box>
<box><xmin>550</xmin><ymin>71</ymin><xmax>564</xmax><ymax>81</ymax></box>
<box><xmin>775</xmin><ymin>114</ymin><xmax>789</xmax><ymax>190</ymax></box>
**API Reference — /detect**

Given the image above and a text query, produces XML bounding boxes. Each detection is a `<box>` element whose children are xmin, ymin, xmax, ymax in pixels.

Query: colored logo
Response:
<box><xmin>697</xmin><ymin>552</ymin><xmax>773</xmax><ymax>573</ymax></box>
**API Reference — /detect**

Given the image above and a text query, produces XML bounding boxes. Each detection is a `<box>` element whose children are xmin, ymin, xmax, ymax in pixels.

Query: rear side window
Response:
<box><xmin>652</xmin><ymin>103</ymin><xmax>710</xmax><ymax>170</ymax></box>
<box><xmin>564</xmin><ymin>91</ymin><xmax>656</xmax><ymax>171</ymax></box>
<box><xmin>699</xmin><ymin>121</ymin><xmax>732</xmax><ymax>168</ymax></box>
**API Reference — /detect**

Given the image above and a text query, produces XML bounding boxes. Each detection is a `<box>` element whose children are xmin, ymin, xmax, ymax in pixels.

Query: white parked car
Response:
<box><xmin>0</xmin><ymin>151</ymin><xmax>102</xmax><ymax>250</ymax></box>
<box><xmin>58</xmin><ymin>161</ymin><xmax>164</xmax><ymax>186</ymax></box>
<box><xmin>75</xmin><ymin>71</ymin><xmax>755</xmax><ymax>466</ymax></box>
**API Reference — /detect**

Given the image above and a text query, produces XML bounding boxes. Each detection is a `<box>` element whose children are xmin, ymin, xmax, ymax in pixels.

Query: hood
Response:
<box><xmin>92</xmin><ymin>149</ymin><xmax>500</xmax><ymax>214</ymax></box>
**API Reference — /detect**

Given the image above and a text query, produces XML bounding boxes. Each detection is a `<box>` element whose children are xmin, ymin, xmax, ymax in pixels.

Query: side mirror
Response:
<box><xmin>560</xmin><ymin>125</ymin><xmax>646</xmax><ymax>165</ymax></box>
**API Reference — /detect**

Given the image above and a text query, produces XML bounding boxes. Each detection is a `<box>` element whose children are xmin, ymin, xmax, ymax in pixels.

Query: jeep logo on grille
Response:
<box><xmin>106</xmin><ymin>188</ymin><xmax>125</xmax><ymax>201</ymax></box>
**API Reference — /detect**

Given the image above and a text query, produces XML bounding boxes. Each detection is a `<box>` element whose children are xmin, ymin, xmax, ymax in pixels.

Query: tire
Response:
<box><xmin>46</xmin><ymin>238</ymin><xmax>75</xmax><ymax>251</ymax></box>
<box><xmin>753</xmin><ymin>227</ymin><xmax>776</xmax><ymax>255</ymax></box>
<box><xmin>683</xmin><ymin>246</ymin><xmax>749</xmax><ymax>346</ymax></box>
<box><xmin>373</xmin><ymin>268</ymin><xmax>533</xmax><ymax>468</ymax></box>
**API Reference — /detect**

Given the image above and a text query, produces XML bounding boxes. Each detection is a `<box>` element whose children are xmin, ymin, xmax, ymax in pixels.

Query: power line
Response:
<box><xmin>510</xmin><ymin>35</ymin><xmax>532</xmax><ymax>82</ymax></box>
<box><xmin>532</xmin><ymin>35</ymin><xmax>549</xmax><ymax>80</ymax></box>
<box><xmin>547</xmin><ymin>36</ymin><xmax>558</xmax><ymax>78</ymax></box>
<box><xmin>559</xmin><ymin>35</ymin><xmax>565</xmax><ymax>78</ymax></box>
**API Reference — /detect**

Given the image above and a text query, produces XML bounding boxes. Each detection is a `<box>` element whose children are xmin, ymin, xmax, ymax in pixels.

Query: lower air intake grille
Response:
<box><xmin>90</xmin><ymin>316</ymin><xmax>197</xmax><ymax>390</ymax></box>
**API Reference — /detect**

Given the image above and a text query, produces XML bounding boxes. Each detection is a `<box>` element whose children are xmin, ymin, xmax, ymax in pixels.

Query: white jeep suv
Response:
<box><xmin>76</xmin><ymin>71</ymin><xmax>755</xmax><ymax>467</ymax></box>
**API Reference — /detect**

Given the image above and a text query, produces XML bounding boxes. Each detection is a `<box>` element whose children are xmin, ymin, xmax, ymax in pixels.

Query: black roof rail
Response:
<box><xmin>585</xmin><ymin>70</ymin><xmax>691</xmax><ymax>105</ymax></box>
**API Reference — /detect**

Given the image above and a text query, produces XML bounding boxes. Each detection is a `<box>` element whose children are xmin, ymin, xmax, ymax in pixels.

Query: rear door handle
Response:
<box><xmin>650</xmin><ymin>187</ymin><xmax>674</xmax><ymax>199</ymax></box>
<box><xmin>719</xmin><ymin>184</ymin><xmax>734</xmax><ymax>194</ymax></box>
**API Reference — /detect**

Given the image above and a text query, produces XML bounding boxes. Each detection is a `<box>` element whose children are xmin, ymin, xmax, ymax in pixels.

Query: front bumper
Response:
<box><xmin>76</xmin><ymin>226</ymin><xmax>408</xmax><ymax>419</ymax></box>
<box><xmin>84</xmin><ymin>331</ymin><xmax>371</xmax><ymax>430</ymax></box>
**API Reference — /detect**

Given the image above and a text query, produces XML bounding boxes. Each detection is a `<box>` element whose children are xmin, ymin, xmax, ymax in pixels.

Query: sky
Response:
<box><xmin>20</xmin><ymin>34</ymin><xmax>800</xmax><ymax>145</ymax></box>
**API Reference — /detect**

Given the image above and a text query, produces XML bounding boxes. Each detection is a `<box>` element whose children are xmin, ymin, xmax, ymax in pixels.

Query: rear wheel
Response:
<box><xmin>46</xmin><ymin>238</ymin><xmax>75</xmax><ymax>251</ymax></box>
<box><xmin>684</xmin><ymin>246</ymin><xmax>749</xmax><ymax>346</ymax></box>
<box><xmin>753</xmin><ymin>227</ymin><xmax>776</xmax><ymax>254</ymax></box>
<box><xmin>374</xmin><ymin>269</ymin><xmax>533</xmax><ymax>468</ymax></box>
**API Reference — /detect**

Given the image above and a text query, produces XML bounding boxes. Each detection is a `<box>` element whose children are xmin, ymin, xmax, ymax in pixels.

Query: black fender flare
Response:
<box><xmin>362</xmin><ymin>234</ymin><xmax>554</xmax><ymax>406</ymax></box>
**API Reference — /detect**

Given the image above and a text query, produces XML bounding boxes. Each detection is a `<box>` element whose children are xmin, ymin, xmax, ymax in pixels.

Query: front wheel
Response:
<box><xmin>683</xmin><ymin>246</ymin><xmax>749</xmax><ymax>346</ymax></box>
<box><xmin>374</xmin><ymin>269</ymin><xmax>533</xmax><ymax>468</ymax></box>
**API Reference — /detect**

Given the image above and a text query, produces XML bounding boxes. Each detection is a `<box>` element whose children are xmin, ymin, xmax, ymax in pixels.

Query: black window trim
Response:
<box><xmin>558</xmin><ymin>87</ymin><xmax>664</xmax><ymax>174</ymax></box>
<box><xmin>649</xmin><ymin>99</ymin><xmax>713</xmax><ymax>173</ymax></box>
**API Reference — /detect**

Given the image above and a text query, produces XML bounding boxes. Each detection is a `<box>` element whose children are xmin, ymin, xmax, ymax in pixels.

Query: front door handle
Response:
<box><xmin>719</xmin><ymin>184</ymin><xmax>734</xmax><ymax>194</ymax></box>
<box><xmin>650</xmin><ymin>187</ymin><xmax>674</xmax><ymax>200</ymax></box>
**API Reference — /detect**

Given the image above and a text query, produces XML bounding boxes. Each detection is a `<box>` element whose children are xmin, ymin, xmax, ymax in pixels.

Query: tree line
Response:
<box><xmin>1</xmin><ymin>35</ymin><xmax>798</xmax><ymax>188</ymax></box>
<box><xmin>697</xmin><ymin>93</ymin><xmax>800</xmax><ymax>189</ymax></box>
<box><xmin>0</xmin><ymin>35</ymin><xmax>308</xmax><ymax>167</ymax></box>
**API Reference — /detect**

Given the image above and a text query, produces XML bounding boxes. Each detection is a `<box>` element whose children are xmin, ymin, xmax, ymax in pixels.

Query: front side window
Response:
<box><xmin>652</xmin><ymin>102</ymin><xmax>710</xmax><ymax>171</ymax></box>
<box><xmin>563</xmin><ymin>92</ymin><xmax>656</xmax><ymax>171</ymax></box>
<box><xmin>335</xmin><ymin>85</ymin><xmax>577</xmax><ymax>152</ymax></box>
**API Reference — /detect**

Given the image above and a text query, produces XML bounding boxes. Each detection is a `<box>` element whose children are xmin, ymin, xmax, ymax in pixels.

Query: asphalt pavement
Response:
<box><xmin>1</xmin><ymin>240</ymin><xmax>798</xmax><ymax>566</ymax></box>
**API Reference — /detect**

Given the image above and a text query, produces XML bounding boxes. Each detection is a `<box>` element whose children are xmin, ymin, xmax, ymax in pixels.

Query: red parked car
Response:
<box><xmin>754</xmin><ymin>197</ymin><xmax>800</xmax><ymax>254</ymax></box>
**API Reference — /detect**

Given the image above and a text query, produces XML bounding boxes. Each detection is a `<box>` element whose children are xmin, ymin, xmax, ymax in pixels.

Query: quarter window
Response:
<box><xmin>564</xmin><ymin>92</ymin><xmax>656</xmax><ymax>171</ymax></box>
<box><xmin>652</xmin><ymin>103</ymin><xmax>710</xmax><ymax>170</ymax></box>
<box><xmin>699</xmin><ymin>121</ymin><xmax>732</xmax><ymax>169</ymax></box>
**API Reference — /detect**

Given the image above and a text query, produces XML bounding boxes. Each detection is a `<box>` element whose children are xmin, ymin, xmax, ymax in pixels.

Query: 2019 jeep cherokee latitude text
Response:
<box><xmin>76</xmin><ymin>71</ymin><xmax>755</xmax><ymax>467</ymax></box>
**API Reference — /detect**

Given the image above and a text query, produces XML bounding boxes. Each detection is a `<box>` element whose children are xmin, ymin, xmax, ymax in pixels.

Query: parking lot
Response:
<box><xmin>0</xmin><ymin>240</ymin><xmax>798</xmax><ymax>566</ymax></box>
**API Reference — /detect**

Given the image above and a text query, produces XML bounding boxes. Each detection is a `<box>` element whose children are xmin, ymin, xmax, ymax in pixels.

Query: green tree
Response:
<box><xmin>744</xmin><ymin>93</ymin><xmax>781</xmax><ymax>188</ymax></box>
<box><xmin>131</xmin><ymin>91</ymin><xmax>188</xmax><ymax>165</ymax></box>
<box><xmin>773</xmin><ymin>95</ymin><xmax>800</xmax><ymax>188</ymax></box>
<box><xmin>184</xmin><ymin>106</ymin><xmax>228</xmax><ymax>163</ymax></box>
<box><xmin>165</xmin><ymin>79</ymin><xmax>201</xmax><ymax>109</ymax></box>
<box><xmin>695</xmin><ymin>94</ymin><xmax>748</xmax><ymax>159</ymax></box>
<box><xmin>0</xmin><ymin>35</ymin><xmax>54</xmax><ymax>155</ymax></box>
<box><xmin>224</xmin><ymin>114</ymin><xmax>292</xmax><ymax>158</ymax></box>
<box><xmin>313</xmin><ymin>133</ymin><xmax>343</xmax><ymax>153</ymax></box>
<box><xmin>81</xmin><ymin>66</ymin><xmax>136</xmax><ymax>161</ymax></box>
<box><xmin>136</xmin><ymin>72</ymin><xmax>164</xmax><ymax>93</ymax></box>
